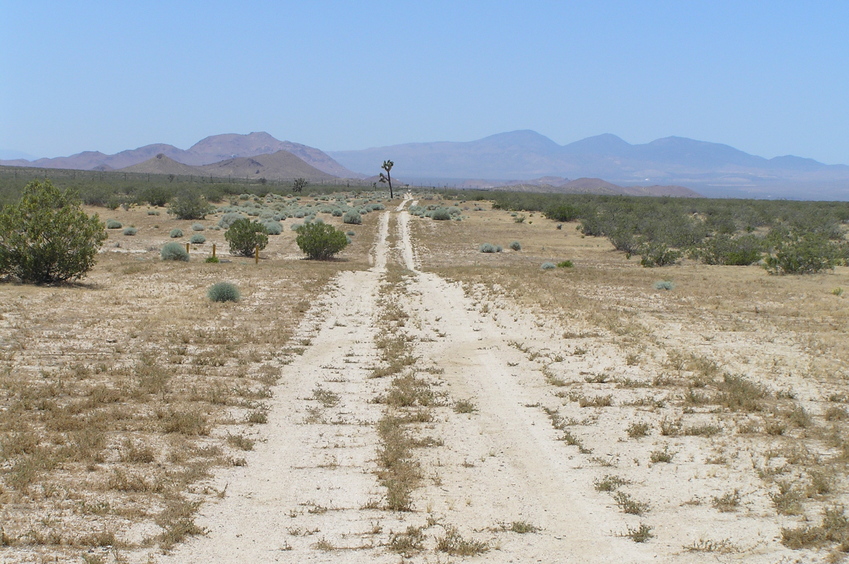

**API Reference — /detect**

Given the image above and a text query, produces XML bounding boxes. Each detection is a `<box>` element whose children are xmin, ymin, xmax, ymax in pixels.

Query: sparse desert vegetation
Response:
<box><xmin>1</xmin><ymin>170</ymin><xmax>848</xmax><ymax>562</ymax></box>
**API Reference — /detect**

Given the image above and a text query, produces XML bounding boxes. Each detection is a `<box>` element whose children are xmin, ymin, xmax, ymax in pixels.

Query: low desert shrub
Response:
<box><xmin>639</xmin><ymin>243</ymin><xmax>682</xmax><ymax>267</ymax></box>
<box><xmin>654</xmin><ymin>280</ymin><xmax>674</xmax><ymax>290</ymax></box>
<box><xmin>557</xmin><ymin>260</ymin><xmax>573</xmax><ymax>268</ymax></box>
<box><xmin>509</xmin><ymin>241</ymin><xmax>522</xmax><ymax>251</ymax></box>
<box><xmin>225</xmin><ymin>218</ymin><xmax>269</xmax><ymax>257</ymax></box>
<box><xmin>123</xmin><ymin>227</ymin><xmax>137</xmax><ymax>236</ymax></box>
<box><xmin>142</xmin><ymin>185</ymin><xmax>173</xmax><ymax>207</ymax></box>
<box><xmin>204</xmin><ymin>256</ymin><xmax>219</xmax><ymax>263</ymax></box>
<box><xmin>169</xmin><ymin>228</ymin><xmax>183</xmax><ymax>238</ymax></box>
<box><xmin>160</xmin><ymin>242</ymin><xmax>189</xmax><ymax>261</ymax></box>
<box><xmin>343</xmin><ymin>210</ymin><xmax>362</xmax><ymax>225</ymax></box>
<box><xmin>262</xmin><ymin>221</ymin><xmax>282</xmax><ymax>235</ymax></box>
<box><xmin>190</xmin><ymin>233</ymin><xmax>206</xmax><ymax>244</ymax></box>
<box><xmin>0</xmin><ymin>180</ymin><xmax>107</xmax><ymax>283</ymax></box>
<box><xmin>765</xmin><ymin>231</ymin><xmax>840</xmax><ymax>275</ymax></box>
<box><xmin>168</xmin><ymin>188</ymin><xmax>211</xmax><ymax>220</ymax></box>
<box><xmin>218</xmin><ymin>212</ymin><xmax>244</xmax><ymax>229</ymax></box>
<box><xmin>431</xmin><ymin>207</ymin><xmax>451</xmax><ymax>221</ymax></box>
<box><xmin>545</xmin><ymin>203</ymin><xmax>580</xmax><ymax>222</ymax></box>
<box><xmin>479</xmin><ymin>243</ymin><xmax>502</xmax><ymax>253</ymax></box>
<box><xmin>296</xmin><ymin>222</ymin><xmax>348</xmax><ymax>260</ymax></box>
<box><xmin>693</xmin><ymin>233</ymin><xmax>764</xmax><ymax>265</ymax></box>
<box><xmin>106</xmin><ymin>219</ymin><xmax>122</xmax><ymax>229</ymax></box>
<box><xmin>541</xmin><ymin>262</ymin><xmax>556</xmax><ymax>270</ymax></box>
<box><xmin>191</xmin><ymin>223</ymin><xmax>205</xmax><ymax>231</ymax></box>
<box><xmin>208</xmin><ymin>282</ymin><xmax>240</xmax><ymax>302</ymax></box>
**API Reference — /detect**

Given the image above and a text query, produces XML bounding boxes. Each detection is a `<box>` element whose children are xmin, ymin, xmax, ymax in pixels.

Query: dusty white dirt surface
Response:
<box><xmin>154</xmin><ymin>199</ymin><xmax>837</xmax><ymax>563</ymax></box>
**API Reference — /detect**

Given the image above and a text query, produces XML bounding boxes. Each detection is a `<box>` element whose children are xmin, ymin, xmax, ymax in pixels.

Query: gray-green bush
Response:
<box><xmin>160</xmin><ymin>242</ymin><xmax>189</xmax><ymax>261</ymax></box>
<box><xmin>170</xmin><ymin>228</ymin><xmax>183</xmax><ymax>238</ymax></box>
<box><xmin>218</xmin><ymin>212</ymin><xmax>244</xmax><ymax>229</ymax></box>
<box><xmin>431</xmin><ymin>208</ymin><xmax>451</xmax><ymax>220</ymax></box>
<box><xmin>190</xmin><ymin>233</ymin><xmax>206</xmax><ymax>244</ymax></box>
<box><xmin>207</xmin><ymin>282</ymin><xmax>240</xmax><ymax>302</ymax></box>
<box><xmin>262</xmin><ymin>221</ymin><xmax>282</xmax><ymax>235</ymax></box>
<box><xmin>343</xmin><ymin>210</ymin><xmax>362</xmax><ymax>225</ymax></box>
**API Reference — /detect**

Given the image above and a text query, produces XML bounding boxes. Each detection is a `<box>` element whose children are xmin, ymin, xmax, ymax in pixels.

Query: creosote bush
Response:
<box><xmin>168</xmin><ymin>188</ymin><xmax>211</xmax><ymax>220</ymax></box>
<box><xmin>295</xmin><ymin>222</ymin><xmax>348</xmax><ymax>260</ymax></box>
<box><xmin>161</xmin><ymin>242</ymin><xmax>189</xmax><ymax>261</ymax></box>
<box><xmin>765</xmin><ymin>231</ymin><xmax>840</xmax><ymax>275</ymax></box>
<box><xmin>208</xmin><ymin>282</ymin><xmax>240</xmax><ymax>302</ymax></box>
<box><xmin>225</xmin><ymin>218</ymin><xmax>269</xmax><ymax>257</ymax></box>
<box><xmin>0</xmin><ymin>180</ymin><xmax>107</xmax><ymax>283</ymax></box>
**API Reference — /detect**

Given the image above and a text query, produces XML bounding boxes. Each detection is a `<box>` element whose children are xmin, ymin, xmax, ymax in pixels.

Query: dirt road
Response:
<box><xmin>161</xmin><ymin>201</ymin><xmax>798</xmax><ymax>563</ymax></box>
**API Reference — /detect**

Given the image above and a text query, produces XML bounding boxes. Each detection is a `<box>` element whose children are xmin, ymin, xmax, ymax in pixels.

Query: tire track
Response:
<box><xmin>395</xmin><ymin>207</ymin><xmax>658</xmax><ymax>562</ymax></box>
<box><xmin>162</xmin><ymin>213</ymin><xmax>396</xmax><ymax>563</ymax></box>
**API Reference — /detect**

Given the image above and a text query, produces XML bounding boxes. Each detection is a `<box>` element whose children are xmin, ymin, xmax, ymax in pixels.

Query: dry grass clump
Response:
<box><xmin>388</xmin><ymin>525</ymin><xmax>426</xmax><ymax>555</ymax></box>
<box><xmin>781</xmin><ymin>505</ymin><xmax>849</xmax><ymax>552</ymax></box>
<box><xmin>434</xmin><ymin>525</ymin><xmax>489</xmax><ymax>556</ymax></box>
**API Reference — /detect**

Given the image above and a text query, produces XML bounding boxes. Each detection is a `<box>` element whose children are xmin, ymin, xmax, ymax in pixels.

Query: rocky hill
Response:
<box><xmin>1</xmin><ymin>132</ymin><xmax>359</xmax><ymax>179</ymax></box>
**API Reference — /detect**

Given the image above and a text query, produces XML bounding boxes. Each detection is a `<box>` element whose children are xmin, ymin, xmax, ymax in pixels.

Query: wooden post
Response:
<box><xmin>255</xmin><ymin>245</ymin><xmax>259</xmax><ymax>264</ymax></box>
<box><xmin>212</xmin><ymin>243</ymin><xmax>216</xmax><ymax>259</ymax></box>
<box><xmin>186</xmin><ymin>243</ymin><xmax>190</xmax><ymax>254</ymax></box>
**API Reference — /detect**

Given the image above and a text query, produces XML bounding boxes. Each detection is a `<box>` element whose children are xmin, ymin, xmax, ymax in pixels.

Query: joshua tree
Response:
<box><xmin>293</xmin><ymin>178</ymin><xmax>307</xmax><ymax>193</ymax></box>
<box><xmin>379</xmin><ymin>160</ymin><xmax>394</xmax><ymax>198</ymax></box>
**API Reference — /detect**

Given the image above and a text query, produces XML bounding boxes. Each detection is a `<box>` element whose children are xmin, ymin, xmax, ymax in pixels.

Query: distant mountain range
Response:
<box><xmin>328</xmin><ymin>130</ymin><xmax>849</xmax><ymax>200</ymax></box>
<box><xmin>3</xmin><ymin>130</ymin><xmax>848</xmax><ymax>199</ymax></box>
<box><xmin>0</xmin><ymin>132</ymin><xmax>360</xmax><ymax>180</ymax></box>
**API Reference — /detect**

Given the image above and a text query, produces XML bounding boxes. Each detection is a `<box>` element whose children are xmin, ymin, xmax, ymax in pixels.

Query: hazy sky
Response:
<box><xmin>2</xmin><ymin>1</ymin><xmax>848</xmax><ymax>164</ymax></box>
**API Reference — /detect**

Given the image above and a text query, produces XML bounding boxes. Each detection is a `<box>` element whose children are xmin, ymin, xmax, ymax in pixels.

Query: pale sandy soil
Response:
<box><xmin>154</xmin><ymin>197</ymin><xmax>845</xmax><ymax>563</ymax></box>
<box><xmin>3</xmin><ymin>195</ymin><xmax>848</xmax><ymax>563</ymax></box>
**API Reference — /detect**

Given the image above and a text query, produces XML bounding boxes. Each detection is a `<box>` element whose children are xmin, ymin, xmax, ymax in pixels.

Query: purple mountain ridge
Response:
<box><xmin>3</xmin><ymin>130</ymin><xmax>849</xmax><ymax>199</ymax></box>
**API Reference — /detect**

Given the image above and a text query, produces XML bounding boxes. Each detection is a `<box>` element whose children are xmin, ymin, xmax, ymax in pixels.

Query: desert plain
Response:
<box><xmin>1</xmin><ymin>191</ymin><xmax>849</xmax><ymax>563</ymax></box>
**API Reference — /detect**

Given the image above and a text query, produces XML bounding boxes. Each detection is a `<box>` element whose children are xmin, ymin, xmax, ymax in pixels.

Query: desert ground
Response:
<box><xmin>2</xmin><ymin>192</ymin><xmax>849</xmax><ymax>563</ymax></box>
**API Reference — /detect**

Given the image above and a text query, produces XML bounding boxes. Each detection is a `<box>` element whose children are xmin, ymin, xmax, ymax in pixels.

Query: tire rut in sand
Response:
<box><xmin>390</xmin><ymin>207</ymin><xmax>657</xmax><ymax>562</ymax></box>
<box><xmin>162</xmin><ymin>214</ymin><xmax>396</xmax><ymax>563</ymax></box>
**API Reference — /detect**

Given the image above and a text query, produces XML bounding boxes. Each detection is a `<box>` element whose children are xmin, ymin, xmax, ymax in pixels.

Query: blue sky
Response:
<box><xmin>2</xmin><ymin>1</ymin><xmax>848</xmax><ymax>164</ymax></box>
